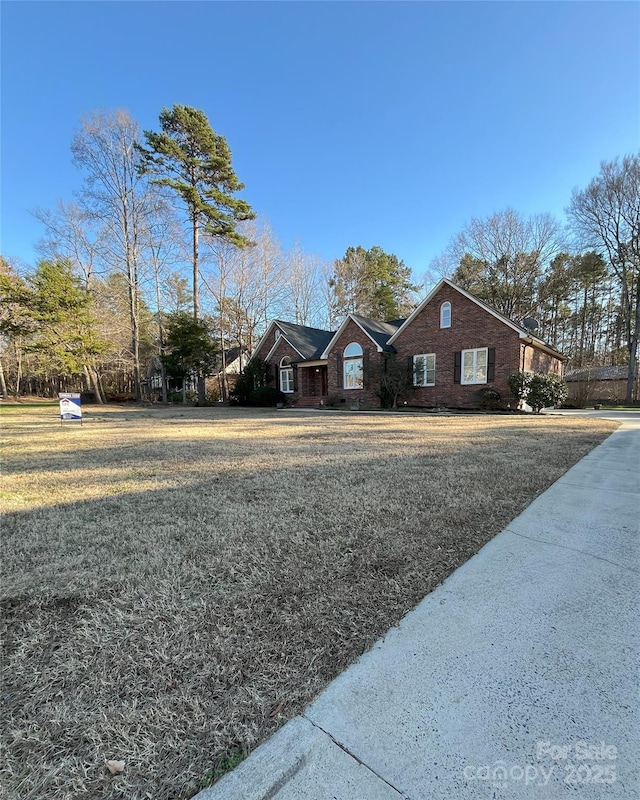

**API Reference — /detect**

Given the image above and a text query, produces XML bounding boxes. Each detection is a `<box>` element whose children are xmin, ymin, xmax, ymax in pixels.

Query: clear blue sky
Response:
<box><xmin>2</xmin><ymin>1</ymin><xmax>638</xmax><ymax>279</ymax></box>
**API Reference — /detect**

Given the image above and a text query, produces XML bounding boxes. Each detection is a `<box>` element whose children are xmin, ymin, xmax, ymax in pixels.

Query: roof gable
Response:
<box><xmin>274</xmin><ymin>320</ymin><xmax>335</xmax><ymax>360</ymax></box>
<box><xmin>320</xmin><ymin>314</ymin><xmax>402</xmax><ymax>358</ymax></box>
<box><xmin>251</xmin><ymin>320</ymin><xmax>280</xmax><ymax>361</ymax></box>
<box><xmin>388</xmin><ymin>278</ymin><xmax>565</xmax><ymax>359</ymax></box>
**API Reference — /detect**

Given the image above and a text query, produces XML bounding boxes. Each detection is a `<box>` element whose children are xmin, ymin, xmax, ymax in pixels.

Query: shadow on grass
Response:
<box><xmin>0</xmin><ymin>411</ymin><xmax>618</xmax><ymax>800</ymax></box>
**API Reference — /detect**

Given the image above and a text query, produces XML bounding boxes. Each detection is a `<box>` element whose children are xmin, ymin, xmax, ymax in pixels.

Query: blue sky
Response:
<box><xmin>2</xmin><ymin>1</ymin><xmax>638</xmax><ymax>280</ymax></box>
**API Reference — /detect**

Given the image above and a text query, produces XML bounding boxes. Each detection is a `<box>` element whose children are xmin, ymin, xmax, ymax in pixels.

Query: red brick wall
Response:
<box><xmin>326</xmin><ymin>319</ymin><xmax>385</xmax><ymax>406</ymax></box>
<box><xmin>252</xmin><ymin>327</ymin><xmax>281</xmax><ymax>362</ymax></box>
<box><xmin>392</xmin><ymin>285</ymin><xmax>522</xmax><ymax>408</ymax></box>
<box><xmin>256</xmin><ymin>337</ymin><xmax>301</xmax><ymax>397</ymax></box>
<box><xmin>253</xmin><ymin>331</ymin><xmax>328</xmax><ymax>405</ymax></box>
<box><xmin>522</xmin><ymin>344</ymin><xmax>563</xmax><ymax>375</ymax></box>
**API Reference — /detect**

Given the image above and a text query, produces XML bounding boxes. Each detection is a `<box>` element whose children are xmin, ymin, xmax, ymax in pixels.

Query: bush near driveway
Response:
<box><xmin>0</xmin><ymin>404</ymin><xmax>617</xmax><ymax>800</ymax></box>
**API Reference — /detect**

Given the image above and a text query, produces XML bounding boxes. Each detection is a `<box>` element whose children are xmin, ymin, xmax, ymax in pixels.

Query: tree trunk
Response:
<box><xmin>161</xmin><ymin>362</ymin><xmax>168</xmax><ymax>404</ymax></box>
<box><xmin>153</xmin><ymin>263</ymin><xmax>168</xmax><ymax>404</ymax></box>
<box><xmin>192</xmin><ymin>213</ymin><xmax>199</xmax><ymax>319</ymax></box>
<box><xmin>626</xmin><ymin>277</ymin><xmax>640</xmax><ymax>405</ymax></box>
<box><xmin>15</xmin><ymin>342</ymin><xmax>22</xmax><ymax>396</ymax></box>
<box><xmin>197</xmin><ymin>376</ymin><xmax>206</xmax><ymax>405</ymax></box>
<box><xmin>219</xmin><ymin>326</ymin><xmax>228</xmax><ymax>404</ymax></box>
<box><xmin>0</xmin><ymin>358</ymin><xmax>8</xmax><ymax>400</ymax></box>
<box><xmin>626</xmin><ymin>339</ymin><xmax>638</xmax><ymax>405</ymax></box>
<box><xmin>84</xmin><ymin>364</ymin><xmax>105</xmax><ymax>404</ymax></box>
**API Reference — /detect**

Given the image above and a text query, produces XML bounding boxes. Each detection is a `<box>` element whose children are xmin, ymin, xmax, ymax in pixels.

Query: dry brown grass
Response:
<box><xmin>0</xmin><ymin>403</ymin><xmax>617</xmax><ymax>800</ymax></box>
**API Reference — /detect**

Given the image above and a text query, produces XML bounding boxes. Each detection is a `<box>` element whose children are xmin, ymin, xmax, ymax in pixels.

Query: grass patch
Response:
<box><xmin>1</xmin><ymin>404</ymin><xmax>617</xmax><ymax>800</ymax></box>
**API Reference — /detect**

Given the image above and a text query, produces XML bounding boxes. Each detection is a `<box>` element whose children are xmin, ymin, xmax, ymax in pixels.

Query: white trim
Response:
<box><xmin>461</xmin><ymin>347</ymin><xmax>488</xmax><ymax>385</ymax></box>
<box><xmin>279</xmin><ymin>364</ymin><xmax>294</xmax><ymax>393</ymax></box>
<box><xmin>320</xmin><ymin>314</ymin><xmax>383</xmax><ymax>359</ymax></box>
<box><xmin>413</xmin><ymin>353</ymin><xmax>436</xmax><ymax>387</ymax></box>
<box><xmin>343</xmin><ymin>355</ymin><xmax>364</xmax><ymax>390</ymax></box>
<box><xmin>519</xmin><ymin>334</ymin><xmax>566</xmax><ymax>360</ymax></box>
<box><xmin>440</xmin><ymin>301</ymin><xmax>451</xmax><ymax>329</ymax></box>
<box><xmin>344</xmin><ymin>341</ymin><xmax>363</xmax><ymax>357</ymax></box>
<box><xmin>388</xmin><ymin>279</ymin><xmax>564</xmax><ymax>360</ymax></box>
<box><xmin>250</xmin><ymin>320</ymin><xmax>280</xmax><ymax>362</ymax></box>
<box><xmin>264</xmin><ymin>333</ymin><xmax>305</xmax><ymax>363</ymax></box>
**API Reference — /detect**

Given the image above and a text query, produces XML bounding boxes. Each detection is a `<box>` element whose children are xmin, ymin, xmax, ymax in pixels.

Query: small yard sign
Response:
<box><xmin>59</xmin><ymin>392</ymin><xmax>82</xmax><ymax>423</ymax></box>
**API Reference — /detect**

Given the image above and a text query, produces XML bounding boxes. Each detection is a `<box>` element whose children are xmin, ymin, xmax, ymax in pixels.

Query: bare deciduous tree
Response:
<box><xmin>567</xmin><ymin>154</ymin><xmax>640</xmax><ymax>404</ymax></box>
<box><xmin>445</xmin><ymin>208</ymin><xmax>566</xmax><ymax>320</ymax></box>
<box><xmin>33</xmin><ymin>201</ymin><xmax>102</xmax><ymax>290</ymax></box>
<box><xmin>285</xmin><ymin>241</ymin><xmax>328</xmax><ymax>328</ymax></box>
<box><xmin>72</xmin><ymin>109</ymin><xmax>156</xmax><ymax>401</ymax></box>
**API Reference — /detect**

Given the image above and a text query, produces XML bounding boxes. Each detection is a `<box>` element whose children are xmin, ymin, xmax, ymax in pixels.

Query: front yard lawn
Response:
<box><xmin>0</xmin><ymin>404</ymin><xmax>617</xmax><ymax>799</ymax></box>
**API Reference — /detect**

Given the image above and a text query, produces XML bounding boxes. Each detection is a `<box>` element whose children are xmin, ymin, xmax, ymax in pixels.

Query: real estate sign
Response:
<box><xmin>59</xmin><ymin>392</ymin><xmax>82</xmax><ymax>423</ymax></box>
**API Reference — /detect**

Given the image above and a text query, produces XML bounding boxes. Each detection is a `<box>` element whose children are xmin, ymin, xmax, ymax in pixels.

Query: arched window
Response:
<box><xmin>279</xmin><ymin>356</ymin><xmax>294</xmax><ymax>393</ymax></box>
<box><xmin>344</xmin><ymin>342</ymin><xmax>363</xmax><ymax>357</ymax></box>
<box><xmin>343</xmin><ymin>342</ymin><xmax>364</xmax><ymax>389</ymax></box>
<box><xmin>440</xmin><ymin>301</ymin><xmax>451</xmax><ymax>328</ymax></box>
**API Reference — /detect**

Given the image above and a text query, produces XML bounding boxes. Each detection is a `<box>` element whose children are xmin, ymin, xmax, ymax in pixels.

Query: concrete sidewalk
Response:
<box><xmin>196</xmin><ymin>416</ymin><xmax>640</xmax><ymax>800</ymax></box>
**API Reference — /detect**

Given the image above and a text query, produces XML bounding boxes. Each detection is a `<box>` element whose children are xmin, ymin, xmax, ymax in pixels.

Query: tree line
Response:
<box><xmin>1</xmin><ymin>104</ymin><xmax>637</xmax><ymax>403</ymax></box>
<box><xmin>428</xmin><ymin>156</ymin><xmax>639</xmax><ymax>403</ymax></box>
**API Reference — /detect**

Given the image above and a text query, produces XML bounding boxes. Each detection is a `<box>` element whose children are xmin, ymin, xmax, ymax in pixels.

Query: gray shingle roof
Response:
<box><xmin>351</xmin><ymin>315</ymin><xmax>404</xmax><ymax>352</ymax></box>
<box><xmin>275</xmin><ymin>321</ymin><xmax>335</xmax><ymax>360</ymax></box>
<box><xmin>565</xmin><ymin>365</ymin><xmax>630</xmax><ymax>382</ymax></box>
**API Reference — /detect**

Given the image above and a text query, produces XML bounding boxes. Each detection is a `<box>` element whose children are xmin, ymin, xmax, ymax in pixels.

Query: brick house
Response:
<box><xmin>251</xmin><ymin>279</ymin><xmax>566</xmax><ymax>409</ymax></box>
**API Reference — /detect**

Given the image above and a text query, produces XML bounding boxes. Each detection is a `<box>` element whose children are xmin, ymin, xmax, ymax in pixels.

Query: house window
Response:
<box><xmin>440</xmin><ymin>301</ymin><xmax>451</xmax><ymax>328</ymax></box>
<box><xmin>413</xmin><ymin>353</ymin><xmax>436</xmax><ymax>386</ymax></box>
<box><xmin>275</xmin><ymin>329</ymin><xmax>281</xmax><ymax>340</ymax></box>
<box><xmin>461</xmin><ymin>348</ymin><xmax>488</xmax><ymax>385</ymax></box>
<box><xmin>279</xmin><ymin>356</ymin><xmax>294</xmax><ymax>393</ymax></box>
<box><xmin>343</xmin><ymin>342</ymin><xmax>363</xmax><ymax>390</ymax></box>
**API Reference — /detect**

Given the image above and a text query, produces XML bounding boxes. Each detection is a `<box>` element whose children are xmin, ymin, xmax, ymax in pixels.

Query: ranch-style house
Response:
<box><xmin>251</xmin><ymin>279</ymin><xmax>566</xmax><ymax>409</ymax></box>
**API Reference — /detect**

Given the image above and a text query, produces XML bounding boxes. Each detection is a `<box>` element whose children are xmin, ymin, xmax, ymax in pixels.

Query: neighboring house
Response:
<box><xmin>146</xmin><ymin>347</ymin><xmax>251</xmax><ymax>401</ymax></box>
<box><xmin>251</xmin><ymin>279</ymin><xmax>566</xmax><ymax>409</ymax></box>
<box><xmin>207</xmin><ymin>346</ymin><xmax>251</xmax><ymax>397</ymax></box>
<box><xmin>565</xmin><ymin>365</ymin><xmax>639</xmax><ymax>406</ymax></box>
<box><xmin>144</xmin><ymin>355</ymin><xmax>194</xmax><ymax>399</ymax></box>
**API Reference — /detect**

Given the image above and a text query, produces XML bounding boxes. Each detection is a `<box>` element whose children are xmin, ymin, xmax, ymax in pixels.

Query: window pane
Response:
<box><xmin>463</xmin><ymin>351</ymin><xmax>474</xmax><ymax>383</ymax></box>
<box><xmin>414</xmin><ymin>355</ymin><xmax>425</xmax><ymax>385</ymax></box>
<box><xmin>426</xmin><ymin>355</ymin><xmax>435</xmax><ymax>384</ymax></box>
<box><xmin>344</xmin><ymin>342</ymin><xmax>363</xmax><ymax>357</ymax></box>
<box><xmin>344</xmin><ymin>358</ymin><xmax>363</xmax><ymax>389</ymax></box>
<box><xmin>476</xmin><ymin>349</ymin><xmax>487</xmax><ymax>382</ymax></box>
<box><xmin>440</xmin><ymin>302</ymin><xmax>451</xmax><ymax>328</ymax></box>
<box><xmin>415</xmin><ymin>354</ymin><xmax>435</xmax><ymax>386</ymax></box>
<box><xmin>280</xmin><ymin>367</ymin><xmax>294</xmax><ymax>392</ymax></box>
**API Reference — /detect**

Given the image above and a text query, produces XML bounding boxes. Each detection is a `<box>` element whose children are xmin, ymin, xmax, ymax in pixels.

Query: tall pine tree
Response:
<box><xmin>138</xmin><ymin>105</ymin><xmax>254</xmax><ymax>403</ymax></box>
<box><xmin>137</xmin><ymin>105</ymin><xmax>255</xmax><ymax>320</ymax></box>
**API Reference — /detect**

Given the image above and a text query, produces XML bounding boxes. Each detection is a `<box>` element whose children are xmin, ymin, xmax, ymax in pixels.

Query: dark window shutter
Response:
<box><xmin>487</xmin><ymin>348</ymin><xmax>496</xmax><ymax>382</ymax></box>
<box><xmin>407</xmin><ymin>355</ymin><xmax>414</xmax><ymax>384</ymax></box>
<box><xmin>273</xmin><ymin>363</ymin><xmax>279</xmax><ymax>386</ymax></box>
<box><xmin>293</xmin><ymin>364</ymin><xmax>298</xmax><ymax>392</ymax></box>
<box><xmin>454</xmin><ymin>351</ymin><xmax>461</xmax><ymax>383</ymax></box>
<box><xmin>363</xmin><ymin>349</ymin><xmax>370</xmax><ymax>388</ymax></box>
<box><xmin>336</xmin><ymin>350</ymin><xmax>343</xmax><ymax>388</ymax></box>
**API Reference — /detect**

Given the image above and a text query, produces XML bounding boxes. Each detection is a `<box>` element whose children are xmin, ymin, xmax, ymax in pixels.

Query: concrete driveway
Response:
<box><xmin>547</xmin><ymin>408</ymin><xmax>640</xmax><ymax>425</ymax></box>
<box><xmin>196</xmin><ymin>412</ymin><xmax>639</xmax><ymax>800</ymax></box>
